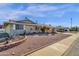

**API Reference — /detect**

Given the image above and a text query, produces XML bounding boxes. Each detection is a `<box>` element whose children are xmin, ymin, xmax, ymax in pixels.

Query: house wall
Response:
<box><xmin>25</xmin><ymin>25</ymin><xmax>42</xmax><ymax>33</ymax></box>
<box><xmin>5</xmin><ymin>24</ymin><xmax>13</xmax><ymax>35</ymax></box>
<box><xmin>5</xmin><ymin>23</ymin><xmax>55</xmax><ymax>36</ymax></box>
<box><xmin>5</xmin><ymin>24</ymin><xmax>24</xmax><ymax>36</ymax></box>
<box><xmin>12</xmin><ymin>24</ymin><xmax>25</xmax><ymax>36</ymax></box>
<box><xmin>5</xmin><ymin>24</ymin><xmax>35</xmax><ymax>36</ymax></box>
<box><xmin>25</xmin><ymin>25</ymin><xmax>34</xmax><ymax>33</ymax></box>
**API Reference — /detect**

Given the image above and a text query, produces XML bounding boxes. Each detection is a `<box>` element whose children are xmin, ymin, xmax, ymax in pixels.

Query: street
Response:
<box><xmin>65</xmin><ymin>37</ymin><xmax>79</xmax><ymax>56</ymax></box>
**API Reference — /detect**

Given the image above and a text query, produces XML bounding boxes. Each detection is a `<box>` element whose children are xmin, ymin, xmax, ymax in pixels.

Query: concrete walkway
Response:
<box><xmin>28</xmin><ymin>33</ymin><xmax>79</xmax><ymax>56</ymax></box>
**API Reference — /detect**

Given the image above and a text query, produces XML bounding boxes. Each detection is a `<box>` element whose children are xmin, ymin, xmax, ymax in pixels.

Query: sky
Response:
<box><xmin>0</xmin><ymin>3</ymin><xmax>79</xmax><ymax>27</ymax></box>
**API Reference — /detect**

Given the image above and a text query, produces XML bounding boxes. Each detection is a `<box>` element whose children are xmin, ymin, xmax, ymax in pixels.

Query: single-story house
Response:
<box><xmin>4</xmin><ymin>19</ymin><xmax>55</xmax><ymax>36</ymax></box>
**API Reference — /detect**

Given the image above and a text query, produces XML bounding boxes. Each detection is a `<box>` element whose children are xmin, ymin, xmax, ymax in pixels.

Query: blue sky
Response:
<box><xmin>0</xmin><ymin>3</ymin><xmax>79</xmax><ymax>27</ymax></box>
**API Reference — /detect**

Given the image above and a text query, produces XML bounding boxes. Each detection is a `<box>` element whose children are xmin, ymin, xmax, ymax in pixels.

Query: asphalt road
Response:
<box><xmin>65</xmin><ymin>37</ymin><xmax>79</xmax><ymax>56</ymax></box>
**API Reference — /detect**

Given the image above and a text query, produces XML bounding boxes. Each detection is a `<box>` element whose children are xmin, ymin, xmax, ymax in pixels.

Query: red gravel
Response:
<box><xmin>0</xmin><ymin>33</ymin><xmax>70</xmax><ymax>56</ymax></box>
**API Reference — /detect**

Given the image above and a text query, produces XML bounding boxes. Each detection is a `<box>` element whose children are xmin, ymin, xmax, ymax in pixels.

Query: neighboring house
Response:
<box><xmin>0</xmin><ymin>25</ymin><xmax>3</xmax><ymax>29</ymax></box>
<box><xmin>4</xmin><ymin>19</ymin><xmax>55</xmax><ymax>36</ymax></box>
<box><xmin>55</xmin><ymin>26</ymin><xmax>70</xmax><ymax>32</ymax></box>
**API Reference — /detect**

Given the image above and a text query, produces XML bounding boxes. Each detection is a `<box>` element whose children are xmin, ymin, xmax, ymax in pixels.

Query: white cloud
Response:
<box><xmin>25</xmin><ymin>4</ymin><xmax>76</xmax><ymax>17</ymax></box>
<box><xmin>0</xmin><ymin>4</ymin><xmax>49</xmax><ymax>20</ymax></box>
<box><xmin>0</xmin><ymin>4</ymin><xmax>25</xmax><ymax>20</ymax></box>
<box><xmin>0</xmin><ymin>4</ymin><xmax>67</xmax><ymax>20</ymax></box>
<box><xmin>0</xmin><ymin>3</ymin><xmax>79</xmax><ymax>21</ymax></box>
<box><xmin>27</xmin><ymin>5</ymin><xmax>58</xmax><ymax>12</ymax></box>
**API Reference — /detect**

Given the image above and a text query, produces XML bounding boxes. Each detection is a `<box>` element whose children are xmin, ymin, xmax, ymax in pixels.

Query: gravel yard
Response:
<box><xmin>0</xmin><ymin>33</ymin><xmax>70</xmax><ymax>56</ymax></box>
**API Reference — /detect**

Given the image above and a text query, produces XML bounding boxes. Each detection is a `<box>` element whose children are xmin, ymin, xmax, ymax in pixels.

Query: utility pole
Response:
<box><xmin>70</xmin><ymin>18</ymin><xmax>72</xmax><ymax>28</ymax></box>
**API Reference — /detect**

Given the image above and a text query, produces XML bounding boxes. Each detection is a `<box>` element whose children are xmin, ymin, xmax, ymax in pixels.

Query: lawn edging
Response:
<box><xmin>0</xmin><ymin>36</ymin><xmax>27</xmax><ymax>52</ymax></box>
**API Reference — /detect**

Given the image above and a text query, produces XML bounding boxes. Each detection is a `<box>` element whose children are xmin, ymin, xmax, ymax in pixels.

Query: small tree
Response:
<box><xmin>41</xmin><ymin>27</ymin><xmax>45</xmax><ymax>33</ymax></box>
<box><xmin>40</xmin><ymin>26</ymin><xmax>47</xmax><ymax>33</ymax></box>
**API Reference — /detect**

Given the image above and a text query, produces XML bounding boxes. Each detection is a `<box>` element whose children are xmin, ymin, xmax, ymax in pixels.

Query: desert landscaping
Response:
<box><xmin>0</xmin><ymin>33</ymin><xmax>70</xmax><ymax>56</ymax></box>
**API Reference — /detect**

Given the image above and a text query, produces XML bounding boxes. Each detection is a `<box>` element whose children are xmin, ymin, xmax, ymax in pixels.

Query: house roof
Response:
<box><xmin>4</xmin><ymin>19</ymin><xmax>54</xmax><ymax>29</ymax></box>
<box><xmin>9</xmin><ymin>19</ymin><xmax>36</xmax><ymax>24</ymax></box>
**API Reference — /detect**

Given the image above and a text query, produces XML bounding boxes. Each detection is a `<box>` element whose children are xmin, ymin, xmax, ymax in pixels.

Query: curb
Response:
<box><xmin>0</xmin><ymin>36</ymin><xmax>27</xmax><ymax>52</ymax></box>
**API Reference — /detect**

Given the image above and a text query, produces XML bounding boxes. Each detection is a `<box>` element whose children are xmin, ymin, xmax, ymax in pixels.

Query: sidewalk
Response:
<box><xmin>28</xmin><ymin>33</ymin><xmax>79</xmax><ymax>56</ymax></box>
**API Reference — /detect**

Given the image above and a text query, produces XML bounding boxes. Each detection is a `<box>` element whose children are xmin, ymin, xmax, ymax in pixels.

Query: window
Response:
<box><xmin>15</xmin><ymin>24</ymin><xmax>24</xmax><ymax>30</ymax></box>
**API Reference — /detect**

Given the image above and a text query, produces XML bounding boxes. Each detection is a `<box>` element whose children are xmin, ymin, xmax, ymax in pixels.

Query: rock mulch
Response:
<box><xmin>0</xmin><ymin>33</ymin><xmax>70</xmax><ymax>56</ymax></box>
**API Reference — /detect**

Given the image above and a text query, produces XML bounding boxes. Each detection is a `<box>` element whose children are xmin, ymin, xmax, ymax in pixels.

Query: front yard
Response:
<box><xmin>0</xmin><ymin>33</ymin><xmax>70</xmax><ymax>56</ymax></box>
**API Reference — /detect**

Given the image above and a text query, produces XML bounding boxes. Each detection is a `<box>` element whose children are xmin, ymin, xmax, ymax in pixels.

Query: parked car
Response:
<box><xmin>0</xmin><ymin>32</ymin><xmax>9</xmax><ymax>42</ymax></box>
